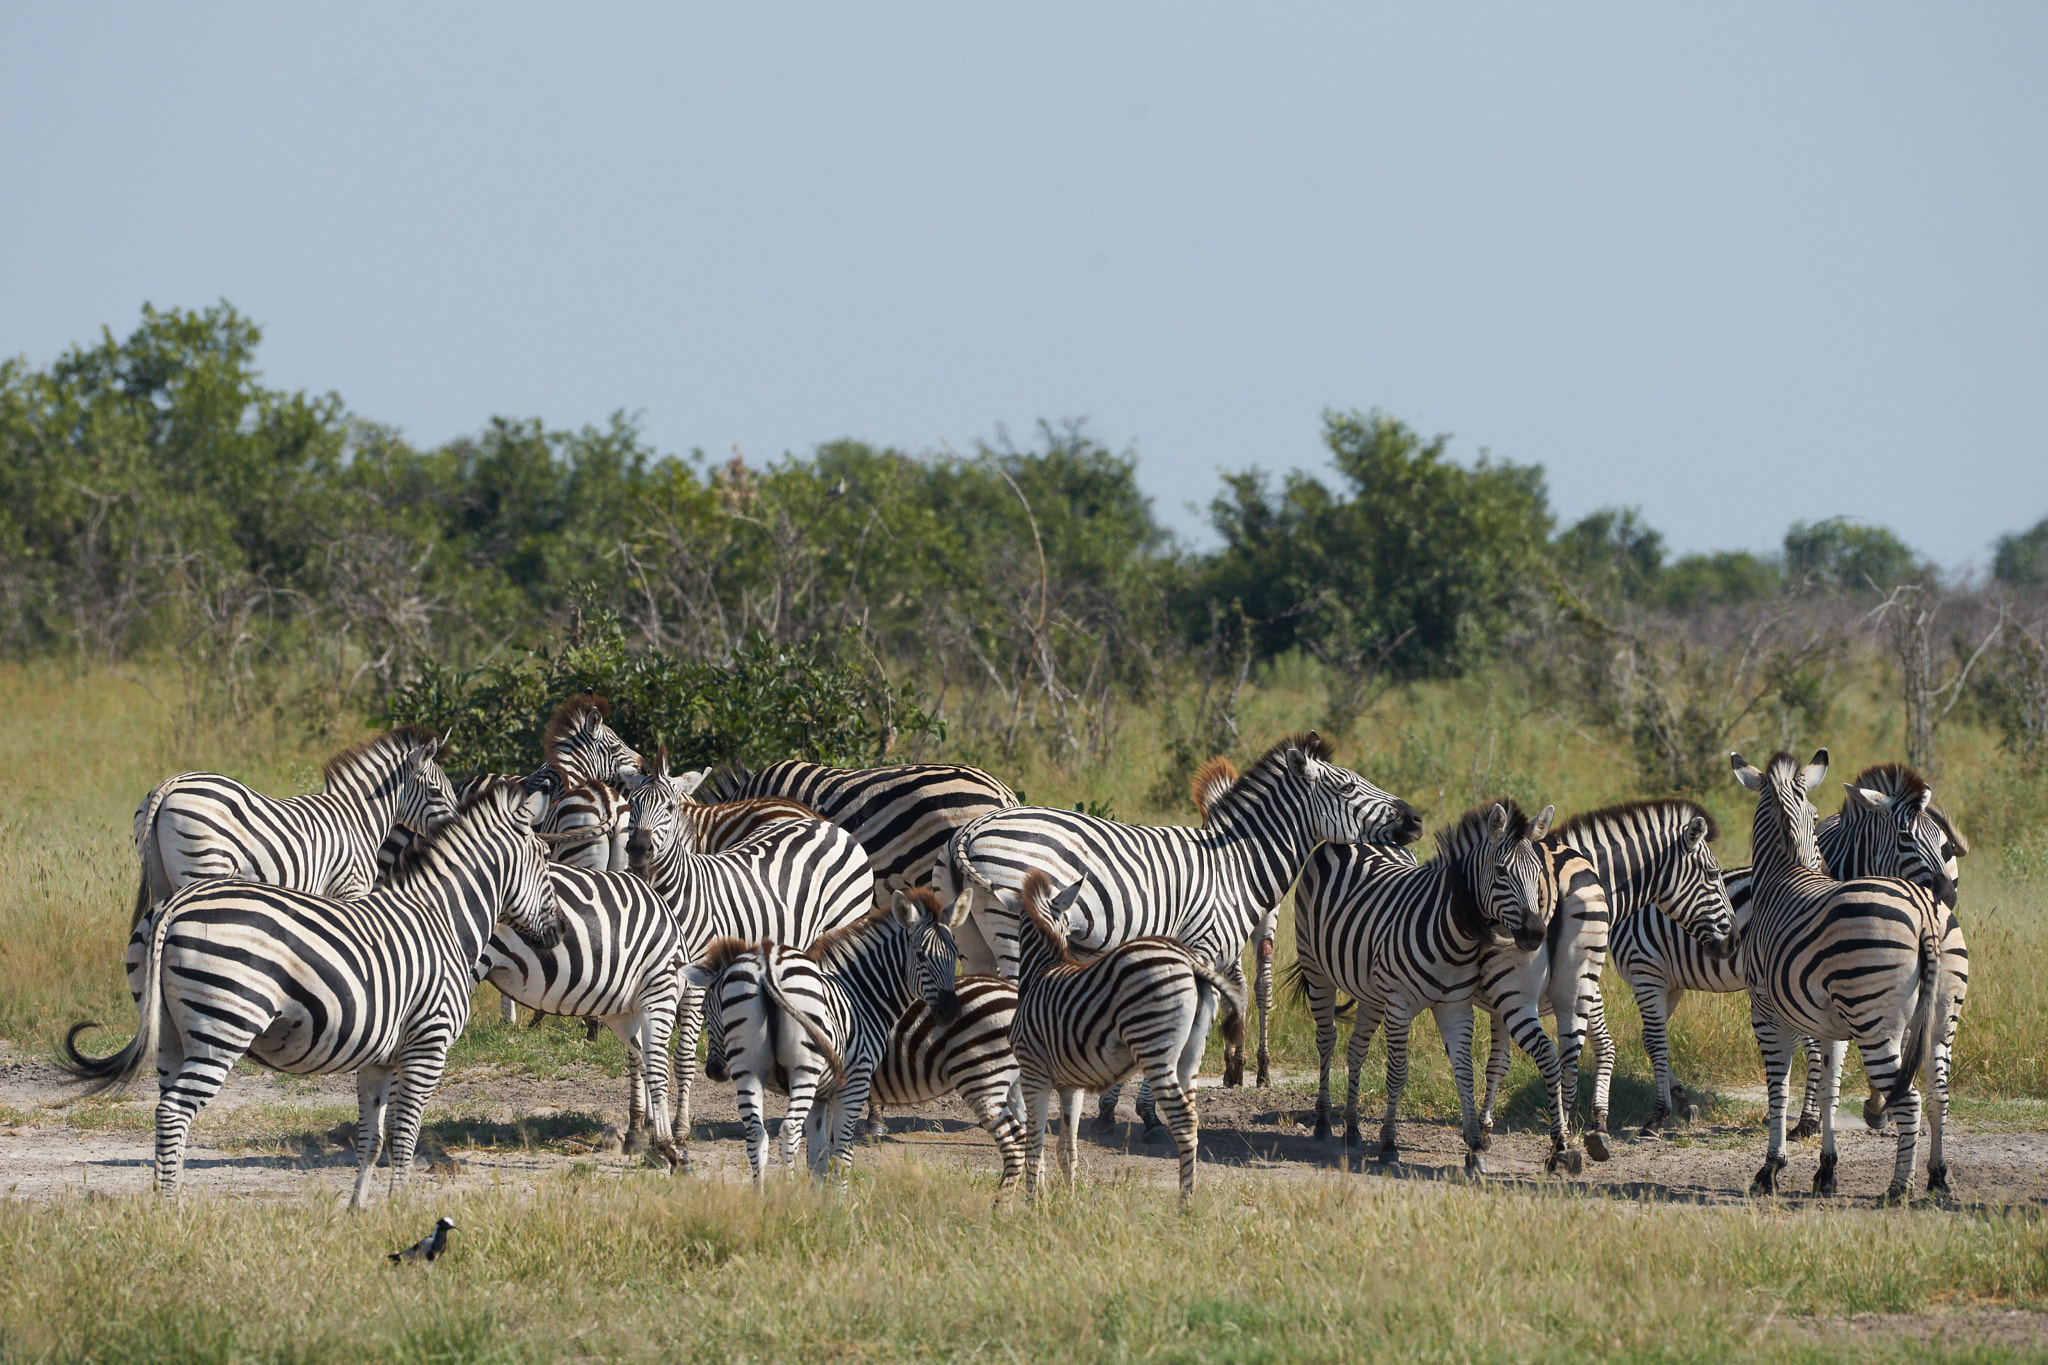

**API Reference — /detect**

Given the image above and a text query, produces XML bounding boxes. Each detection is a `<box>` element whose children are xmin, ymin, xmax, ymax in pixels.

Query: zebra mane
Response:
<box><xmin>804</xmin><ymin>899</ymin><xmax>905</xmax><ymax>965</ymax></box>
<box><xmin>322</xmin><ymin>725</ymin><xmax>440</xmax><ymax>787</ymax></box>
<box><xmin>1846</xmin><ymin>762</ymin><xmax>1930</xmax><ymax>804</ymax></box>
<box><xmin>697</xmin><ymin>935</ymin><xmax>751</xmax><ymax>975</ymax></box>
<box><xmin>1553</xmin><ymin>798</ymin><xmax>1716</xmax><ymax>847</ymax></box>
<box><xmin>1190</xmin><ymin>756</ymin><xmax>1239</xmax><ymax>819</ymax></box>
<box><xmin>543</xmin><ymin>694</ymin><xmax>613</xmax><ymax>763</ymax></box>
<box><xmin>703</xmin><ymin>759</ymin><xmax>752</xmax><ymax>802</ymax></box>
<box><xmin>1018</xmin><ymin>869</ymin><xmax>1083</xmax><ymax>966</ymax></box>
<box><xmin>1203</xmin><ymin>732</ymin><xmax>1334</xmax><ymax>823</ymax></box>
<box><xmin>386</xmin><ymin>776</ymin><xmax>523</xmax><ymax>884</ymax></box>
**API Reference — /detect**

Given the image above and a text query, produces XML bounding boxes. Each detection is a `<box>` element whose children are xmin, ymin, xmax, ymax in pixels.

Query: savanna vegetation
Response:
<box><xmin>5</xmin><ymin>303</ymin><xmax>2048</xmax><ymax>1361</ymax></box>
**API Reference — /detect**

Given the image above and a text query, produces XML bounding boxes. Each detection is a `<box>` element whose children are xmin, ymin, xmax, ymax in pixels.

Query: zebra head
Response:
<box><xmin>1731</xmin><ymin>750</ymin><xmax>1829</xmax><ymax>876</ymax></box>
<box><xmin>1660</xmin><ymin>810</ymin><xmax>1739</xmax><ymax>960</ymax></box>
<box><xmin>544</xmin><ymin>694</ymin><xmax>643</xmax><ymax>788</ymax></box>
<box><xmin>1281</xmin><ymin>733</ymin><xmax>1424</xmax><ymax>847</ymax></box>
<box><xmin>493</xmin><ymin>779</ymin><xmax>564</xmax><ymax>951</ymax></box>
<box><xmin>890</xmin><ymin>887</ymin><xmax>967</xmax><ymax>1024</ymax></box>
<box><xmin>396</xmin><ymin>733</ymin><xmax>459</xmax><ymax>835</ymax></box>
<box><xmin>1445</xmin><ymin>801</ymin><xmax>1555</xmax><ymax>951</ymax></box>
<box><xmin>1840</xmin><ymin>770</ymin><xmax>1959</xmax><ymax>910</ymax></box>
<box><xmin>624</xmin><ymin>747</ymin><xmax>704</xmax><ymax>871</ymax></box>
<box><xmin>1016</xmin><ymin>871</ymin><xmax>1088</xmax><ymax>979</ymax></box>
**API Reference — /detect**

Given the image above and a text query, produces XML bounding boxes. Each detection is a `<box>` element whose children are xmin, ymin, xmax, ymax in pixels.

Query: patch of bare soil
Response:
<box><xmin>5</xmin><ymin>1044</ymin><xmax>2047</xmax><ymax>1211</ymax></box>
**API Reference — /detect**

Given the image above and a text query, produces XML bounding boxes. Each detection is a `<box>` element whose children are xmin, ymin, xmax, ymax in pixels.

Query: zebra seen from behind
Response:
<box><xmin>1731</xmin><ymin>750</ymin><xmax>1967</xmax><ymax>1201</ymax></box>
<box><xmin>682</xmin><ymin>888</ymin><xmax>966</xmax><ymax>1186</ymax></box>
<box><xmin>1289</xmin><ymin>800</ymin><xmax>1560</xmax><ymax>1176</ymax></box>
<box><xmin>1614</xmin><ymin>760</ymin><xmax>1967</xmax><ymax>1135</ymax></box>
<box><xmin>1472</xmin><ymin>799</ymin><xmax>1737</xmax><ymax>1161</ymax></box>
<box><xmin>1011</xmin><ymin>869</ymin><xmax>1245</xmax><ymax>1203</ymax></box>
<box><xmin>67</xmin><ymin>778</ymin><xmax>562</xmax><ymax>1207</ymax></box>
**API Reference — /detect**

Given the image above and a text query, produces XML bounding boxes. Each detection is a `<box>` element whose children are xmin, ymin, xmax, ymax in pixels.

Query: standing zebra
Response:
<box><xmin>1011</xmin><ymin>870</ymin><xmax>1245</xmax><ymax>1203</ymax></box>
<box><xmin>545</xmin><ymin>694</ymin><xmax>643</xmax><ymax>789</ymax></box>
<box><xmin>65</xmin><ymin>778</ymin><xmax>562</xmax><ymax>1207</ymax></box>
<box><xmin>624</xmin><ymin>751</ymin><xmax>876</xmax><ymax>1135</ymax></box>
<box><xmin>858</xmin><ymin>974</ymin><xmax>1029</xmax><ymax>1203</ymax></box>
<box><xmin>1613</xmin><ymin>761</ymin><xmax>1966</xmax><ymax>1135</ymax></box>
<box><xmin>682</xmin><ymin>888</ymin><xmax>966</xmax><ymax>1185</ymax></box>
<box><xmin>1290</xmin><ymin>801</ymin><xmax>1559</xmax><ymax>1176</ymax></box>
<box><xmin>707</xmin><ymin>757</ymin><xmax>1019</xmax><ymax>958</ymax></box>
<box><xmin>1730</xmin><ymin>750</ymin><xmax>1967</xmax><ymax>1200</ymax></box>
<box><xmin>943</xmin><ymin>732</ymin><xmax>1422</xmax><ymax>1133</ymax></box>
<box><xmin>1472</xmin><ymin>800</ymin><xmax>1737</xmax><ymax>1161</ymax></box>
<box><xmin>480</xmin><ymin>858</ymin><xmax>693</xmax><ymax>1167</ymax></box>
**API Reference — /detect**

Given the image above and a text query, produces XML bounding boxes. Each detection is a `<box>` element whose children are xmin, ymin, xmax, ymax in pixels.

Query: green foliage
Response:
<box><xmin>1783</xmin><ymin>516</ymin><xmax>1924</xmax><ymax>593</ymax></box>
<box><xmin>1655</xmin><ymin>549</ymin><xmax>1784</xmax><ymax>610</ymax></box>
<box><xmin>1196</xmin><ymin>409</ymin><xmax>1552</xmax><ymax>677</ymax></box>
<box><xmin>382</xmin><ymin>609</ymin><xmax>940</xmax><ymax>776</ymax></box>
<box><xmin>1994</xmin><ymin>514</ymin><xmax>2048</xmax><ymax>587</ymax></box>
<box><xmin>1553</xmin><ymin>505</ymin><xmax>1667</xmax><ymax>601</ymax></box>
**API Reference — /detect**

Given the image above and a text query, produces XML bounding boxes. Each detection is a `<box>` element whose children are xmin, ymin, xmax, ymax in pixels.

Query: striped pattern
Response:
<box><xmin>1289</xmin><ymin>801</ymin><xmax>1561</xmax><ymax>1175</ymax></box>
<box><xmin>480</xmin><ymin>862</ymin><xmax>690</xmax><ymax>1166</ymax></box>
<box><xmin>1011</xmin><ymin>870</ymin><xmax>1245</xmax><ymax>1202</ymax></box>
<box><xmin>66</xmin><ymin>779</ymin><xmax>561</xmax><ymax>1207</ymax></box>
<box><xmin>544</xmin><ymin>694</ymin><xmax>643</xmax><ymax>788</ymax></box>
<box><xmin>1731</xmin><ymin>750</ymin><xmax>1968</xmax><ymax>1200</ymax></box>
<box><xmin>709</xmin><ymin>757</ymin><xmax>1018</xmax><ymax>924</ymax></box>
<box><xmin>624</xmin><ymin>754</ymin><xmax>876</xmax><ymax>1134</ymax></box>
<box><xmin>683</xmin><ymin>890</ymin><xmax>965</xmax><ymax>1185</ymax></box>
<box><xmin>1613</xmin><ymin>761</ymin><xmax>1967</xmax><ymax>1136</ymax></box>
<box><xmin>1472</xmin><ymin>800</ymin><xmax>1735</xmax><ymax>1161</ymax></box>
<box><xmin>866</xmin><ymin>975</ymin><xmax>1027</xmax><ymax>1202</ymax></box>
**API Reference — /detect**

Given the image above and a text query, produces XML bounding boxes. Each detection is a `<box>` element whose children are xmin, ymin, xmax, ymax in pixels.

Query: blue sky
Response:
<box><xmin>4</xmin><ymin>4</ymin><xmax>2043</xmax><ymax>567</ymax></box>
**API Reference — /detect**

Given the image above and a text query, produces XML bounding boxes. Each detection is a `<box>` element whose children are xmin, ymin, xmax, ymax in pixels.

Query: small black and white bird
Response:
<box><xmin>388</xmin><ymin>1216</ymin><xmax>456</xmax><ymax>1265</ymax></box>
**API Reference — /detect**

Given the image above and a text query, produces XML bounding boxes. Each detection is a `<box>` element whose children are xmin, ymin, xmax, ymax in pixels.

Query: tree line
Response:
<box><xmin>5</xmin><ymin>302</ymin><xmax>2046</xmax><ymax>787</ymax></box>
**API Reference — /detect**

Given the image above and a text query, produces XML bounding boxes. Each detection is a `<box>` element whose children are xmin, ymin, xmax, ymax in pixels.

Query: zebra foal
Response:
<box><xmin>860</xmin><ymin>974</ymin><xmax>1028</xmax><ymax>1202</ymax></box>
<box><xmin>66</xmin><ymin>778</ymin><xmax>562</xmax><ymax>1207</ymax></box>
<box><xmin>1011</xmin><ymin>869</ymin><xmax>1245</xmax><ymax>1203</ymax></box>
<box><xmin>683</xmin><ymin>888</ymin><xmax>966</xmax><ymax>1186</ymax></box>
<box><xmin>1290</xmin><ymin>800</ymin><xmax>1558</xmax><ymax>1176</ymax></box>
<box><xmin>1731</xmin><ymin>750</ymin><xmax>1968</xmax><ymax>1201</ymax></box>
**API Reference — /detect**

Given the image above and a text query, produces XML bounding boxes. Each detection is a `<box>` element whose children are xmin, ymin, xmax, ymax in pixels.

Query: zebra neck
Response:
<box><xmin>1815</xmin><ymin>814</ymin><xmax>1848</xmax><ymax>876</ymax></box>
<box><xmin>1200</xmin><ymin>796</ymin><xmax>1318</xmax><ymax>917</ymax></box>
<box><xmin>1558</xmin><ymin>821</ymin><xmax>1670</xmax><ymax>919</ymax></box>
<box><xmin>394</xmin><ymin>844</ymin><xmax>512</xmax><ymax>968</ymax></box>
<box><xmin>1439</xmin><ymin>858</ymin><xmax>1492</xmax><ymax>948</ymax></box>
<box><xmin>814</xmin><ymin>926</ymin><xmax>914</xmax><ymax>1019</ymax></box>
<box><xmin>321</xmin><ymin>750</ymin><xmax>406</xmax><ymax>840</ymax></box>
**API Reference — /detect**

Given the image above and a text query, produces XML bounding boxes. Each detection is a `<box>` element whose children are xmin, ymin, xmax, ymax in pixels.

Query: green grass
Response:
<box><xmin>3</xmin><ymin>1167</ymin><xmax>2047</xmax><ymax>1363</ymax></box>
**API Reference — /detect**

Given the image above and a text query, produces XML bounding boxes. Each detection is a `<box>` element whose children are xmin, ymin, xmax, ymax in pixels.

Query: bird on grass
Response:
<box><xmin>388</xmin><ymin>1216</ymin><xmax>455</xmax><ymax>1265</ymax></box>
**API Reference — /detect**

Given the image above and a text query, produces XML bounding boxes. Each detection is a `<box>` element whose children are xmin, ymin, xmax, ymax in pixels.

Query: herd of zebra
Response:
<box><xmin>61</xmin><ymin>693</ymin><xmax>1971</xmax><ymax>1208</ymax></box>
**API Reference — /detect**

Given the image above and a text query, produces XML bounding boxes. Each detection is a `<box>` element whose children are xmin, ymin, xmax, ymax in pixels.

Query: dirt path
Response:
<box><xmin>6</xmin><ymin>1047</ymin><xmax>2046</xmax><ymax>1210</ymax></box>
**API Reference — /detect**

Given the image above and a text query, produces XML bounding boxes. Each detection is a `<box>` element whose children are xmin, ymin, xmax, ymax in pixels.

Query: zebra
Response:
<box><xmin>1187</xmin><ymin>756</ymin><xmax>1282</xmax><ymax>1087</ymax></box>
<box><xmin>943</xmin><ymin>731</ymin><xmax>1422</xmax><ymax>1134</ymax></box>
<box><xmin>479</xmin><ymin>859</ymin><xmax>693</xmax><ymax>1167</ymax></box>
<box><xmin>854</xmin><ymin>974</ymin><xmax>1028</xmax><ymax>1204</ymax></box>
<box><xmin>1471</xmin><ymin>799</ymin><xmax>1738</xmax><ymax>1161</ymax></box>
<box><xmin>1010</xmin><ymin>869</ymin><xmax>1245</xmax><ymax>1203</ymax></box>
<box><xmin>681</xmin><ymin>888</ymin><xmax>966</xmax><ymax>1186</ymax></box>
<box><xmin>1289</xmin><ymin>800</ymin><xmax>1558</xmax><ymax>1176</ymax></box>
<box><xmin>623</xmin><ymin>750</ymin><xmax>876</xmax><ymax>1135</ymax></box>
<box><xmin>544</xmin><ymin>693</ymin><xmax>643</xmax><ymax>789</ymax></box>
<box><xmin>706</xmin><ymin>757</ymin><xmax>1020</xmax><ymax>960</ymax></box>
<box><xmin>1613</xmin><ymin>761</ymin><xmax>1968</xmax><ymax>1136</ymax></box>
<box><xmin>1730</xmin><ymin>750</ymin><xmax>1968</xmax><ymax>1200</ymax></box>
<box><xmin>65</xmin><ymin>777</ymin><xmax>562</xmax><ymax>1207</ymax></box>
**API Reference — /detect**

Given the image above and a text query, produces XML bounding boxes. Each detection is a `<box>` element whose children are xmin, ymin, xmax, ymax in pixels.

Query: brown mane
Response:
<box><xmin>1190</xmin><ymin>756</ymin><xmax>1240</xmax><ymax>818</ymax></box>
<box><xmin>543</xmin><ymin>694</ymin><xmax>613</xmax><ymax>763</ymax></box>
<box><xmin>322</xmin><ymin>724</ymin><xmax>440</xmax><ymax>787</ymax></box>
<box><xmin>804</xmin><ymin>902</ymin><xmax>896</xmax><ymax>963</ymax></box>
<box><xmin>1847</xmin><ymin>761</ymin><xmax>1931</xmax><ymax>803</ymax></box>
<box><xmin>697</xmin><ymin>935</ymin><xmax>752</xmax><ymax>975</ymax></box>
<box><xmin>1554</xmin><ymin>797</ymin><xmax>1717</xmax><ymax>846</ymax></box>
<box><xmin>1202</xmin><ymin>732</ymin><xmax>1335</xmax><ymax>822</ymax></box>
<box><xmin>1018</xmin><ymin>869</ymin><xmax>1082</xmax><ymax>967</ymax></box>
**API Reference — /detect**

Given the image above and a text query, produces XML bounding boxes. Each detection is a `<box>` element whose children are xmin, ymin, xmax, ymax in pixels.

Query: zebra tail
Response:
<box><xmin>130</xmin><ymin>782</ymin><xmax>174</xmax><ymax>931</ymax></box>
<box><xmin>1191</xmin><ymin>960</ymin><xmax>1247</xmax><ymax>1051</ymax></box>
<box><xmin>62</xmin><ymin>897</ymin><xmax>175</xmax><ymax>1095</ymax></box>
<box><xmin>760</xmin><ymin>956</ymin><xmax>847</xmax><ymax>1091</ymax></box>
<box><xmin>1277</xmin><ymin>954</ymin><xmax>1354</xmax><ymax>1019</ymax></box>
<box><xmin>1880</xmin><ymin>923</ymin><xmax>1941</xmax><ymax>1118</ymax></box>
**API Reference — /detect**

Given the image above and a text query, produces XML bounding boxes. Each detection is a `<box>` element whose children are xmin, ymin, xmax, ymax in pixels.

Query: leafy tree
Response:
<box><xmin>1657</xmin><ymin>551</ymin><xmax>1783</xmax><ymax>611</ymax></box>
<box><xmin>1783</xmin><ymin>517</ymin><xmax>1922</xmax><ymax>594</ymax></box>
<box><xmin>1554</xmin><ymin>506</ymin><xmax>1666</xmax><ymax>601</ymax></box>
<box><xmin>1993</xmin><ymin>515</ymin><xmax>2048</xmax><ymax>587</ymax></box>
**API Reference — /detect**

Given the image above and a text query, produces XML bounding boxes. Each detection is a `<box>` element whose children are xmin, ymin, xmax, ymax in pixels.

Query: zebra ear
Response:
<box><xmin>675</xmin><ymin>768</ymin><xmax>710</xmax><ymax>800</ymax></box>
<box><xmin>1049</xmin><ymin>879</ymin><xmax>1086</xmax><ymax>915</ymax></box>
<box><xmin>1285</xmin><ymin>744</ymin><xmax>1318</xmax><ymax>783</ymax></box>
<box><xmin>680</xmin><ymin>963</ymin><xmax>719</xmax><ymax>989</ymax></box>
<box><xmin>889</xmin><ymin>890</ymin><xmax>922</xmax><ymax>927</ymax></box>
<box><xmin>1485</xmin><ymin>803</ymin><xmax>1509</xmax><ymax>836</ymax></box>
<box><xmin>1730</xmin><ymin>754</ymin><xmax>1764</xmax><ymax>792</ymax></box>
<box><xmin>942</xmin><ymin>889</ymin><xmax>973</xmax><ymax>930</ymax></box>
<box><xmin>1799</xmin><ymin>750</ymin><xmax>1829</xmax><ymax>794</ymax></box>
<box><xmin>1682</xmin><ymin>815</ymin><xmax>1711</xmax><ymax>852</ymax></box>
<box><xmin>1528</xmin><ymin>804</ymin><xmax>1555</xmax><ymax>841</ymax></box>
<box><xmin>1844</xmin><ymin>784</ymin><xmax>1889</xmax><ymax>813</ymax></box>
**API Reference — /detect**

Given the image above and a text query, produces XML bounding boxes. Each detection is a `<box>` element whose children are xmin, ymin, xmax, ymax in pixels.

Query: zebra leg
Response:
<box><xmin>1857</xmin><ymin>1030</ymin><xmax>1923</xmax><ymax>1204</ymax></box>
<box><xmin>1020</xmin><ymin>1068</ymin><xmax>1055</xmax><ymax>1206</ymax></box>
<box><xmin>1476</xmin><ymin>1016</ymin><xmax>1511</xmax><ymax>1151</ymax></box>
<box><xmin>1145</xmin><ymin>1067</ymin><xmax>1200</xmax><ymax>1201</ymax></box>
<box><xmin>499</xmin><ymin>989</ymin><xmax>518</xmax><ymax>1025</ymax></box>
<box><xmin>1789</xmin><ymin>1037</ymin><xmax>1826</xmax><ymax>1140</ymax></box>
<box><xmin>1137</xmin><ymin>1081</ymin><xmax>1170</xmax><ymax>1143</ymax></box>
<box><xmin>1255</xmin><ymin>922</ymin><xmax>1276</xmax><ymax>1087</ymax></box>
<box><xmin>1057</xmin><ymin>1087</ymin><xmax>1086</xmax><ymax>1190</ymax></box>
<box><xmin>1748</xmin><ymin>1011</ymin><xmax>1793</xmax><ymax>1196</ymax></box>
<box><xmin>1221</xmin><ymin>961</ymin><xmax>1247</xmax><ymax>1087</ymax></box>
<box><xmin>1432</xmin><ymin>1001</ymin><xmax>1483</xmax><ymax>1176</ymax></box>
<box><xmin>640</xmin><ymin>996</ymin><xmax>683</xmax><ymax>1173</ymax></box>
<box><xmin>382</xmin><ymin>1043</ymin><xmax>449</xmax><ymax>1205</ymax></box>
<box><xmin>670</xmin><ymin>982</ymin><xmax>703</xmax><ymax>1142</ymax></box>
<box><xmin>780</xmin><ymin>1071</ymin><xmax>822</xmax><ymax>1179</ymax></box>
<box><xmin>1552</xmin><ymin>993</ymin><xmax>1592</xmax><ymax>1160</ymax></box>
<box><xmin>1373</xmin><ymin>1007</ymin><xmax>1411</xmax><ymax>1164</ymax></box>
<box><xmin>154</xmin><ymin>1050</ymin><xmax>234</xmax><ymax>1201</ymax></box>
<box><xmin>1305</xmin><ymin>964</ymin><xmax>1343</xmax><ymax>1142</ymax></box>
<box><xmin>734</xmin><ymin>1071</ymin><xmax>771</xmax><ymax>1185</ymax></box>
<box><xmin>960</xmin><ymin>1069</ymin><xmax>1026</xmax><ymax>1207</ymax></box>
<box><xmin>826</xmin><ymin>1070</ymin><xmax>876</xmax><ymax>1189</ymax></box>
<box><xmin>349</xmin><ymin>1064</ymin><xmax>397</xmax><ymax>1210</ymax></box>
<box><xmin>1633</xmin><ymin>979</ymin><xmax>1682</xmax><ymax>1134</ymax></box>
<box><xmin>1811</xmin><ymin>1039</ymin><xmax>1847</xmax><ymax>1195</ymax></box>
<box><xmin>1500</xmin><ymin>1004</ymin><xmax>1577</xmax><ymax>1176</ymax></box>
<box><xmin>1092</xmin><ymin>1081</ymin><xmax>1123</xmax><ymax>1136</ymax></box>
<box><xmin>1583</xmin><ymin>994</ymin><xmax>1616</xmax><ymax>1162</ymax></box>
<box><xmin>1927</xmin><ymin>1003</ymin><xmax>1955</xmax><ymax>1197</ymax></box>
<box><xmin>613</xmin><ymin>1017</ymin><xmax>650</xmax><ymax>1154</ymax></box>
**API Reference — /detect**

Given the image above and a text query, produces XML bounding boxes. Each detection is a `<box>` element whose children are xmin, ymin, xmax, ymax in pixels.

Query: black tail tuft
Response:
<box><xmin>1881</xmin><ymin>930</ymin><xmax>1940</xmax><ymax>1117</ymax></box>
<box><xmin>1278</xmin><ymin>955</ymin><xmax>1353</xmax><ymax>1019</ymax></box>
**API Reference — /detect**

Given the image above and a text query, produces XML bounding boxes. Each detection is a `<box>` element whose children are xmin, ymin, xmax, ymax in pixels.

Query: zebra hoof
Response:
<box><xmin>1546</xmin><ymin>1148</ymin><xmax>1584</xmax><ymax>1177</ymax></box>
<box><xmin>1584</xmin><ymin>1130</ymin><xmax>1611</xmax><ymax>1163</ymax></box>
<box><xmin>1679</xmin><ymin>1103</ymin><xmax>1699</xmax><ymax>1124</ymax></box>
<box><xmin>1864</xmin><ymin>1094</ymin><xmax>1889</xmax><ymax>1130</ymax></box>
<box><xmin>1811</xmin><ymin>1153</ymin><xmax>1837</xmax><ymax>1196</ymax></box>
<box><xmin>1463</xmin><ymin>1150</ymin><xmax>1486</xmax><ymax>1177</ymax></box>
<box><xmin>1089</xmin><ymin>1111</ymin><xmax>1119</xmax><ymax>1138</ymax></box>
<box><xmin>1377</xmin><ymin>1144</ymin><xmax>1400</xmax><ymax>1166</ymax></box>
<box><xmin>1750</xmin><ymin>1153</ymin><xmax>1788</xmax><ymax>1196</ymax></box>
<box><xmin>1881</xmin><ymin>1182</ymin><xmax>1912</xmax><ymax>1207</ymax></box>
<box><xmin>1788</xmin><ymin>1116</ymin><xmax>1820</xmax><ymax>1142</ymax></box>
<box><xmin>1312</xmin><ymin>1118</ymin><xmax>1333</xmax><ymax>1142</ymax></box>
<box><xmin>864</xmin><ymin>1120</ymin><xmax>888</xmax><ymax>1142</ymax></box>
<box><xmin>1255</xmin><ymin>1052</ymin><xmax>1271</xmax><ymax>1087</ymax></box>
<box><xmin>1474</xmin><ymin>1125</ymin><xmax>1493</xmax><ymax>1153</ymax></box>
<box><xmin>1142</xmin><ymin>1124</ymin><xmax>1174</xmax><ymax>1146</ymax></box>
<box><xmin>622</xmin><ymin>1128</ymin><xmax>649</xmax><ymax>1156</ymax></box>
<box><xmin>1222</xmin><ymin>1054</ymin><xmax>1244</xmax><ymax>1088</ymax></box>
<box><xmin>1640</xmin><ymin>1107</ymin><xmax>1669</xmax><ymax>1137</ymax></box>
<box><xmin>1927</xmin><ymin>1162</ymin><xmax>1951</xmax><ymax>1196</ymax></box>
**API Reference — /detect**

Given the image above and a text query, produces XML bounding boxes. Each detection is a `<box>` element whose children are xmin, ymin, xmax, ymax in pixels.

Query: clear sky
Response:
<box><xmin>4</xmin><ymin>5</ymin><xmax>2043</xmax><ymax>568</ymax></box>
